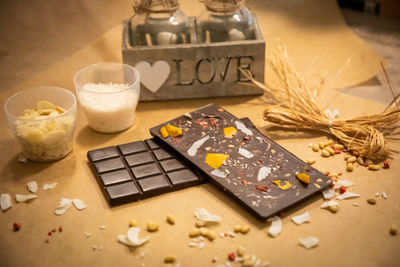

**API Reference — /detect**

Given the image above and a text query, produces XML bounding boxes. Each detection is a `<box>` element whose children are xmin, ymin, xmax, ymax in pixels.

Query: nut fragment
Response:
<box><xmin>389</xmin><ymin>225</ymin><xmax>397</xmax><ymax>236</ymax></box>
<box><xmin>147</xmin><ymin>221</ymin><xmax>159</xmax><ymax>232</ymax></box>
<box><xmin>234</xmin><ymin>225</ymin><xmax>242</xmax><ymax>233</ymax></box>
<box><xmin>344</xmin><ymin>154</ymin><xmax>351</xmax><ymax>160</ymax></box>
<box><xmin>318</xmin><ymin>142</ymin><xmax>325</xmax><ymax>149</ymax></box>
<box><xmin>189</xmin><ymin>228</ymin><xmax>200</xmax><ymax>237</ymax></box>
<box><xmin>237</xmin><ymin>245</ymin><xmax>247</xmax><ymax>257</ymax></box>
<box><xmin>240</xmin><ymin>225</ymin><xmax>250</xmax><ymax>234</ymax></box>
<box><xmin>166</xmin><ymin>214</ymin><xmax>175</xmax><ymax>225</ymax></box>
<box><xmin>129</xmin><ymin>219</ymin><xmax>138</xmax><ymax>227</ymax></box>
<box><xmin>368</xmin><ymin>164</ymin><xmax>380</xmax><ymax>171</ymax></box>
<box><xmin>328</xmin><ymin>205</ymin><xmax>338</xmax><ymax>213</ymax></box>
<box><xmin>306</xmin><ymin>159</ymin><xmax>316</xmax><ymax>165</ymax></box>
<box><xmin>357</xmin><ymin>157</ymin><xmax>364</xmax><ymax>165</ymax></box>
<box><xmin>333</xmin><ymin>144</ymin><xmax>344</xmax><ymax>150</ymax></box>
<box><xmin>346</xmin><ymin>156</ymin><xmax>357</xmax><ymax>163</ymax></box>
<box><xmin>164</xmin><ymin>255</ymin><xmax>176</xmax><ymax>263</ymax></box>
<box><xmin>195</xmin><ymin>220</ymin><xmax>207</xmax><ymax>228</ymax></box>
<box><xmin>325</xmin><ymin>147</ymin><xmax>335</xmax><ymax>155</ymax></box>
<box><xmin>346</xmin><ymin>163</ymin><xmax>353</xmax><ymax>172</ymax></box>
<box><xmin>312</xmin><ymin>144</ymin><xmax>319</xmax><ymax>152</ymax></box>
<box><xmin>321</xmin><ymin>150</ymin><xmax>330</xmax><ymax>157</ymax></box>
<box><xmin>206</xmin><ymin>230</ymin><xmax>216</xmax><ymax>241</ymax></box>
<box><xmin>324</xmin><ymin>140</ymin><xmax>334</xmax><ymax>147</ymax></box>
<box><xmin>199</xmin><ymin>227</ymin><xmax>208</xmax><ymax>237</ymax></box>
<box><xmin>367</xmin><ymin>198</ymin><xmax>376</xmax><ymax>205</ymax></box>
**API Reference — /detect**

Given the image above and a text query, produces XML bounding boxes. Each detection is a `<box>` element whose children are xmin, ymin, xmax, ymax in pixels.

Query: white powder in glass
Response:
<box><xmin>78</xmin><ymin>83</ymin><xmax>139</xmax><ymax>133</ymax></box>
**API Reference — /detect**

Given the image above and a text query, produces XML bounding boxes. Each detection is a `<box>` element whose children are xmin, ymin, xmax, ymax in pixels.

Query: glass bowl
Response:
<box><xmin>73</xmin><ymin>63</ymin><xmax>140</xmax><ymax>133</ymax></box>
<box><xmin>4</xmin><ymin>86</ymin><xmax>77</xmax><ymax>162</ymax></box>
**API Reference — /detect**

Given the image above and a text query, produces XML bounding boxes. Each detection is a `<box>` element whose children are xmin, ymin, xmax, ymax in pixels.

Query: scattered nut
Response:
<box><xmin>325</xmin><ymin>147</ymin><xmax>335</xmax><ymax>155</ymax></box>
<box><xmin>234</xmin><ymin>225</ymin><xmax>242</xmax><ymax>233</ymax></box>
<box><xmin>237</xmin><ymin>245</ymin><xmax>247</xmax><ymax>257</ymax></box>
<box><xmin>333</xmin><ymin>144</ymin><xmax>344</xmax><ymax>150</ymax></box>
<box><xmin>199</xmin><ymin>227</ymin><xmax>209</xmax><ymax>236</ymax></box>
<box><xmin>389</xmin><ymin>225</ymin><xmax>397</xmax><ymax>236</ymax></box>
<box><xmin>312</xmin><ymin>144</ymin><xmax>319</xmax><ymax>152</ymax></box>
<box><xmin>166</xmin><ymin>214</ymin><xmax>175</xmax><ymax>225</ymax></box>
<box><xmin>164</xmin><ymin>255</ymin><xmax>176</xmax><ymax>263</ymax></box>
<box><xmin>188</xmin><ymin>228</ymin><xmax>200</xmax><ymax>238</ymax></box>
<box><xmin>240</xmin><ymin>225</ymin><xmax>250</xmax><ymax>234</ymax></box>
<box><xmin>129</xmin><ymin>219</ymin><xmax>138</xmax><ymax>227</ymax></box>
<box><xmin>357</xmin><ymin>157</ymin><xmax>364</xmax><ymax>165</ymax></box>
<box><xmin>346</xmin><ymin>162</ymin><xmax>353</xmax><ymax>172</ymax></box>
<box><xmin>321</xmin><ymin>150</ymin><xmax>330</xmax><ymax>157</ymax></box>
<box><xmin>328</xmin><ymin>205</ymin><xmax>338</xmax><ymax>213</ymax></box>
<box><xmin>368</xmin><ymin>164</ymin><xmax>380</xmax><ymax>171</ymax></box>
<box><xmin>346</xmin><ymin>156</ymin><xmax>357</xmax><ymax>163</ymax></box>
<box><xmin>367</xmin><ymin>198</ymin><xmax>376</xmax><ymax>205</ymax></box>
<box><xmin>344</xmin><ymin>154</ymin><xmax>351</xmax><ymax>160</ymax></box>
<box><xmin>206</xmin><ymin>230</ymin><xmax>216</xmax><ymax>241</ymax></box>
<box><xmin>324</xmin><ymin>140</ymin><xmax>334</xmax><ymax>147</ymax></box>
<box><xmin>147</xmin><ymin>221</ymin><xmax>159</xmax><ymax>232</ymax></box>
<box><xmin>195</xmin><ymin>220</ymin><xmax>207</xmax><ymax>228</ymax></box>
<box><xmin>306</xmin><ymin>159</ymin><xmax>316</xmax><ymax>165</ymax></box>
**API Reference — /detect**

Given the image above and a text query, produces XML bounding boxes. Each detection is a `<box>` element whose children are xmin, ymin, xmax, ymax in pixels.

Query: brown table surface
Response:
<box><xmin>1</xmin><ymin>1</ymin><xmax>399</xmax><ymax>266</ymax></box>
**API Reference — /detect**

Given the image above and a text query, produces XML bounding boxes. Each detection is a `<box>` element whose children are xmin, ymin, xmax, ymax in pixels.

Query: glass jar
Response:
<box><xmin>197</xmin><ymin>0</ymin><xmax>255</xmax><ymax>43</ymax></box>
<box><xmin>129</xmin><ymin>0</ymin><xmax>190</xmax><ymax>46</ymax></box>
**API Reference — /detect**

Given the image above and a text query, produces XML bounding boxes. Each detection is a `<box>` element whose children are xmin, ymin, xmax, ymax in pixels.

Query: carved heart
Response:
<box><xmin>134</xmin><ymin>60</ymin><xmax>170</xmax><ymax>93</ymax></box>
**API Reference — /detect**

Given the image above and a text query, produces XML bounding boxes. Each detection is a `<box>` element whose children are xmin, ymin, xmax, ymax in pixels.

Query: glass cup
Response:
<box><xmin>74</xmin><ymin>63</ymin><xmax>140</xmax><ymax>133</ymax></box>
<box><xmin>4</xmin><ymin>86</ymin><xmax>77</xmax><ymax>162</ymax></box>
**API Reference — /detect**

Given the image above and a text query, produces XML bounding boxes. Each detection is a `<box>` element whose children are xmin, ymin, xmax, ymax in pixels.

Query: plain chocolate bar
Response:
<box><xmin>87</xmin><ymin>138</ymin><xmax>207</xmax><ymax>205</ymax></box>
<box><xmin>150</xmin><ymin>103</ymin><xmax>332</xmax><ymax>219</ymax></box>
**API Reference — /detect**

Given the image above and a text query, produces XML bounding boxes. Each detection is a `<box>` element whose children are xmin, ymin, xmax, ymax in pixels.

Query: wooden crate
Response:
<box><xmin>122</xmin><ymin>16</ymin><xmax>265</xmax><ymax>101</ymax></box>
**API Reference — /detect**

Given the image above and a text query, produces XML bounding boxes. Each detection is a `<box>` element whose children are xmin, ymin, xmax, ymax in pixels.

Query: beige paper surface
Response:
<box><xmin>0</xmin><ymin>1</ymin><xmax>398</xmax><ymax>267</ymax></box>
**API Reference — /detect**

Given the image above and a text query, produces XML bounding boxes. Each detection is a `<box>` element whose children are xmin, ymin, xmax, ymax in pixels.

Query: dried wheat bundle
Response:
<box><xmin>242</xmin><ymin>43</ymin><xmax>400</xmax><ymax>160</ymax></box>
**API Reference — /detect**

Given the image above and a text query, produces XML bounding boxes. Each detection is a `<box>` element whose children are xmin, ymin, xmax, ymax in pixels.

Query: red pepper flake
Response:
<box><xmin>228</xmin><ymin>252</ymin><xmax>236</xmax><ymax>261</ymax></box>
<box><xmin>241</xmin><ymin>179</ymin><xmax>249</xmax><ymax>185</ymax></box>
<box><xmin>239</xmin><ymin>171</ymin><xmax>244</xmax><ymax>175</ymax></box>
<box><xmin>383</xmin><ymin>161</ymin><xmax>390</xmax><ymax>169</ymax></box>
<box><xmin>362</xmin><ymin>162</ymin><xmax>369</xmax><ymax>167</ymax></box>
<box><xmin>278</xmin><ymin>211</ymin><xmax>285</xmax><ymax>218</ymax></box>
<box><xmin>45</xmin><ymin>239</ymin><xmax>50</xmax><ymax>244</ymax></box>
<box><xmin>257</xmin><ymin>159</ymin><xmax>263</xmax><ymax>164</ymax></box>
<box><xmin>212</xmin><ymin>258</ymin><xmax>216</xmax><ymax>263</ymax></box>
<box><xmin>324</xmin><ymin>171</ymin><xmax>330</xmax><ymax>176</ymax></box>
<box><xmin>58</xmin><ymin>226</ymin><xmax>63</xmax><ymax>232</ymax></box>
<box><xmin>209</xmin><ymin>118</ymin><xmax>217</xmax><ymax>126</ymax></box>
<box><xmin>339</xmin><ymin>185</ymin><xmax>346</xmax><ymax>194</ymax></box>
<box><xmin>334</xmin><ymin>149</ymin><xmax>341</xmax><ymax>154</ymax></box>
<box><xmin>48</xmin><ymin>232</ymin><xmax>52</xmax><ymax>236</ymax></box>
<box><xmin>255</xmin><ymin>185</ymin><xmax>268</xmax><ymax>192</ymax></box>
<box><xmin>342</xmin><ymin>149</ymin><xmax>348</xmax><ymax>153</ymax></box>
<box><xmin>338</xmin><ymin>172</ymin><xmax>343</xmax><ymax>176</ymax></box>
<box><xmin>13</xmin><ymin>223</ymin><xmax>21</xmax><ymax>232</ymax></box>
<box><xmin>52</xmin><ymin>229</ymin><xmax>56</xmax><ymax>233</ymax></box>
<box><xmin>244</xmin><ymin>136</ymin><xmax>250</xmax><ymax>141</ymax></box>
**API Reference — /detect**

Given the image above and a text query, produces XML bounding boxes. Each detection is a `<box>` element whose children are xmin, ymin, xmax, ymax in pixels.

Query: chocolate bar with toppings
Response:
<box><xmin>150</xmin><ymin>103</ymin><xmax>332</xmax><ymax>219</ymax></box>
<box><xmin>87</xmin><ymin>138</ymin><xmax>207</xmax><ymax>205</ymax></box>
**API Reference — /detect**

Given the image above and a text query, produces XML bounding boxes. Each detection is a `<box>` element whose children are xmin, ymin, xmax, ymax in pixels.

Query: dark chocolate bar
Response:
<box><xmin>87</xmin><ymin>138</ymin><xmax>207</xmax><ymax>205</ymax></box>
<box><xmin>150</xmin><ymin>103</ymin><xmax>332</xmax><ymax>219</ymax></box>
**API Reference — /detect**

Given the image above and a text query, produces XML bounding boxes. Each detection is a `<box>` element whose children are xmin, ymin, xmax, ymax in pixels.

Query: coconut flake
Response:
<box><xmin>382</xmin><ymin>192</ymin><xmax>388</xmax><ymax>199</ymax></box>
<box><xmin>43</xmin><ymin>183</ymin><xmax>58</xmax><ymax>190</ymax></box>
<box><xmin>188</xmin><ymin>135</ymin><xmax>210</xmax><ymax>157</ymax></box>
<box><xmin>299</xmin><ymin>237</ymin><xmax>319</xmax><ymax>249</ymax></box>
<box><xmin>257</xmin><ymin>167</ymin><xmax>272</xmax><ymax>182</ymax></box>
<box><xmin>26</xmin><ymin>181</ymin><xmax>38</xmax><ymax>193</ymax></box>
<box><xmin>353</xmin><ymin>202</ymin><xmax>359</xmax><ymax>207</ymax></box>
<box><xmin>322</xmin><ymin>188</ymin><xmax>335</xmax><ymax>199</ymax></box>
<box><xmin>194</xmin><ymin>208</ymin><xmax>221</xmax><ymax>222</ymax></box>
<box><xmin>184</xmin><ymin>112</ymin><xmax>192</xmax><ymax>119</ymax></box>
<box><xmin>73</xmin><ymin>199</ymin><xmax>87</xmax><ymax>210</ymax></box>
<box><xmin>334</xmin><ymin>180</ymin><xmax>354</xmax><ymax>189</ymax></box>
<box><xmin>84</xmin><ymin>231</ymin><xmax>93</xmax><ymax>238</ymax></box>
<box><xmin>1</xmin><ymin>194</ymin><xmax>12</xmax><ymax>211</ymax></box>
<box><xmin>291</xmin><ymin>212</ymin><xmax>310</xmax><ymax>225</ymax></box>
<box><xmin>55</xmin><ymin>197</ymin><xmax>72</xmax><ymax>215</ymax></box>
<box><xmin>118</xmin><ymin>227</ymin><xmax>149</xmax><ymax>247</ymax></box>
<box><xmin>238</xmin><ymin>148</ymin><xmax>254</xmax><ymax>159</ymax></box>
<box><xmin>18</xmin><ymin>153</ymin><xmax>28</xmax><ymax>163</ymax></box>
<box><xmin>198</xmin><ymin>242</ymin><xmax>205</xmax><ymax>248</ymax></box>
<box><xmin>188</xmin><ymin>242</ymin><xmax>197</xmax><ymax>247</ymax></box>
<box><xmin>267</xmin><ymin>216</ymin><xmax>282</xmax><ymax>237</ymax></box>
<box><xmin>235</xmin><ymin>121</ymin><xmax>253</xmax><ymax>136</ymax></box>
<box><xmin>336</xmin><ymin>191</ymin><xmax>360</xmax><ymax>200</ymax></box>
<box><xmin>15</xmin><ymin>194</ymin><xmax>38</xmax><ymax>202</ymax></box>
<box><xmin>211</xmin><ymin>169</ymin><xmax>229</xmax><ymax>178</ymax></box>
<box><xmin>320</xmin><ymin>200</ymin><xmax>339</xmax><ymax>209</ymax></box>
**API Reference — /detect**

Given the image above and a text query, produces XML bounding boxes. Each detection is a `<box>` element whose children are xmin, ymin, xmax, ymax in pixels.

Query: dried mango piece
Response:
<box><xmin>160</xmin><ymin>126</ymin><xmax>169</xmax><ymax>138</ymax></box>
<box><xmin>273</xmin><ymin>180</ymin><xmax>292</xmax><ymax>190</ymax></box>
<box><xmin>205</xmin><ymin>153</ymin><xmax>229</xmax><ymax>169</ymax></box>
<box><xmin>296</xmin><ymin>173</ymin><xmax>310</xmax><ymax>185</ymax></box>
<box><xmin>37</xmin><ymin>100</ymin><xmax>57</xmax><ymax>111</ymax></box>
<box><xmin>223</xmin><ymin>126</ymin><xmax>237</xmax><ymax>138</ymax></box>
<box><xmin>165</xmin><ymin>124</ymin><xmax>182</xmax><ymax>137</ymax></box>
